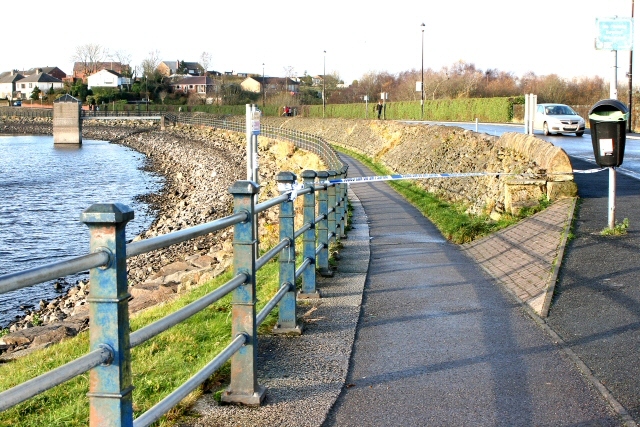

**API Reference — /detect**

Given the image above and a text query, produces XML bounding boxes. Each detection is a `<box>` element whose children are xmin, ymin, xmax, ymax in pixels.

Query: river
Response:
<box><xmin>0</xmin><ymin>135</ymin><xmax>163</xmax><ymax>328</ymax></box>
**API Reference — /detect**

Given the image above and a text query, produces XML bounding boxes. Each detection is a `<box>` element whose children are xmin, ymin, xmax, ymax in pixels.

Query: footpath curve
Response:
<box><xmin>183</xmin><ymin>153</ymin><xmax>623</xmax><ymax>427</ymax></box>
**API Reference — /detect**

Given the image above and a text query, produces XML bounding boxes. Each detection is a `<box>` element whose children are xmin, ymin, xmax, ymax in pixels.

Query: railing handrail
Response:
<box><xmin>0</xmin><ymin>115</ymin><xmax>350</xmax><ymax>426</ymax></box>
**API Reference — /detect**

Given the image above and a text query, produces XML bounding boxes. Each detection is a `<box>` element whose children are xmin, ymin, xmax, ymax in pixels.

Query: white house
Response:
<box><xmin>15</xmin><ymin>72</ymin><xmax>63</xmax><ymax>99</ymax></box>
<box><xmin>0</xmin><ymin>71</ymin><xmax>24</xmax><ymax>99</ymax></box>
<box><xmin>87</xmin><ymin>69</ymin><xmax>131</xmax><ymax>90</ymax></box>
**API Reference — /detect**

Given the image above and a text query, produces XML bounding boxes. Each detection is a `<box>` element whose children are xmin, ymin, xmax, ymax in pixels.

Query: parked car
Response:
<box><xmin>534</xmin><ymin>103</ymin><xmax>585</xmax><ymax>136</ymax></box>
<box><xmin>12</xmin><ymin>100</ymin><xmax>21</xmax><ymax>107</ymax></box>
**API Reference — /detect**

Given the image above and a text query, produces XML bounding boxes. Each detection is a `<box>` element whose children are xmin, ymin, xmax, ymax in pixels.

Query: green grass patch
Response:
<box><xmin>334</xmin><ymin>145</ymin><xmax>549</xmax><ymax>244</ymax></box>
<box><xmin>600</xmin><ymin>218</ymin><xmax>629</xmax><ymax>236</ymax></box>
<box><xmin>0</xmin><ymin>259</ymin><xmax>282</xmax><ymax>427</ymax></box>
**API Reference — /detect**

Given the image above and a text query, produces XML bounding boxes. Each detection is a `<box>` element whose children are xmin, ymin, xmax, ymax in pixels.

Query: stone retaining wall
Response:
<box><xmin>263</xmin><ymin>117</ymin><xmax>577</xmax><ymax>216</ymax></box>
<box><xmin>0</xmin><ymin>117</ymin><xmax>323</xmax><ymax>359</ymax></box>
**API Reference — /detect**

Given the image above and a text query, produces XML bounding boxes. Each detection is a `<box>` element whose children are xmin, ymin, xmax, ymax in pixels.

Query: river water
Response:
<box><xmin>0</xmin><ymin>135</ymin><xmax>164</xmax><ymax>328</ymax></box>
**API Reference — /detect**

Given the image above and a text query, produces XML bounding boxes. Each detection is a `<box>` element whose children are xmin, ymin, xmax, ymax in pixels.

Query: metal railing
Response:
<box><xmin>0</xmin><ymin>111</ymin><xmax>349</xmax><ymax>425</ymax></box>
<box><xmin>0</xmin><ymin>168</ymin><xmax>349</xmax><ymax>426</ymax></box>
<box><xmin>0</xmin><ymin>106</ymin><xmax>52</xmax><ymax>118</ymax></box>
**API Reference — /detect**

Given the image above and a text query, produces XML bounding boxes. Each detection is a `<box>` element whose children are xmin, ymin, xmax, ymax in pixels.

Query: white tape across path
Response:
<box><xmin>277</xmin><ymin>168</ymin><xmax>605</xmax><ymax>200</ymax></box>
<box><xmin>327</xmin><ymin>168</ymin><xmax>606</xmax><ymax>184</ymax></box>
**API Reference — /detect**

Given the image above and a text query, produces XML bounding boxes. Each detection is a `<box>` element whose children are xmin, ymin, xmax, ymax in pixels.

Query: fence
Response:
<box><xmin>0</xmin><ymin>116</ymin><xmax>348</xmax><ymax>426</ymax></box>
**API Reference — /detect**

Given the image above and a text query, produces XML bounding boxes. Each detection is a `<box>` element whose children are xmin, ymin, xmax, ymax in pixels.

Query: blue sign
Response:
<box><xmin>595</xmin><ymin>17</ymin><xmax>634</xmax><ymax>51</ymax></box>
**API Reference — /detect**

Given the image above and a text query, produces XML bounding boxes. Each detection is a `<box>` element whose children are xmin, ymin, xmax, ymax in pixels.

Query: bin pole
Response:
<box><xmin>609</xmin><ymin>167</ymin><xmax>617</xmax><ymax>229</ymax></box>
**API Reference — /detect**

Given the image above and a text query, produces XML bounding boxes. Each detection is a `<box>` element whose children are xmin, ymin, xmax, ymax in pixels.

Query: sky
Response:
<box><xmin>1</xmin><ymin>0</ymin><xmax>637</xmax><ymax>86</ymax></box>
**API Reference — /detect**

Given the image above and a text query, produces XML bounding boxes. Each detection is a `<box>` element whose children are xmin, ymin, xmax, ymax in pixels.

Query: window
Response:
<box><xmin>29</xmin><ymin>83</ymin><xmax>32</xmax><ymax>88</ymax></box>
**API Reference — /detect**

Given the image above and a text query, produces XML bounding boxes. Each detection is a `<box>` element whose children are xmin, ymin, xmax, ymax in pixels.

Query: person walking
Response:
<box><xmin>376</xmin><ymin>100</ymin><xmax>383</xmax><ymax>120</ymax></box>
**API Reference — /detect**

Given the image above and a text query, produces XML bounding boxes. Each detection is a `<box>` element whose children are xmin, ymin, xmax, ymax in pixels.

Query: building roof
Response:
<box><xmin>171</xmin><ymin>76</ymin><xmax>214</xmax><ymax>85</ymax></box>
<box><xmin>89</xmin><ymin>69</ymin><xmax>123</xmax><ymax>78</ymax></box>
<box><xmin>19</xmin><ymin>73</ymin><xmax>63</xmax><ymax>83</ymax></box>
<box><xmin>73</xmin><ymin>62</ymin><xmax>128</xmax><ymax>74</ymax></box>
<box><xmin>54</xmin><ymin>94</ymin><xmax>81</xmax><ymax>103</ymax></box>
<box><xmin>0</xmin><ymin>72</ymin><xmax>24</xmax><ymax>83</ymax></box>
<box><xmin>246</xmin><ymin>76</ymin><xmax>300</xmax><ymax>85</ymax></box>
<box><xmin>20</xmin><ymin>67</ymin><xmax>64</xmax><ymax>76</ymax></box>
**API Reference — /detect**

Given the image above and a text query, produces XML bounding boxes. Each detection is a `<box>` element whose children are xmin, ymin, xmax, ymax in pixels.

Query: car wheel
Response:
<box><xmin>576</xmin><ymin>131</ymin><xmax>584</xmax><ymax>137</ymax></box>
<box><xmin>543</xmin><ymin>122</ymin><xmax>551</xmax><ymax>136</ymax></box>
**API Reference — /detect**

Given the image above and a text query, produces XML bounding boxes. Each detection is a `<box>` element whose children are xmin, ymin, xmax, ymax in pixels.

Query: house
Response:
<box><xmin>87</xmin><ymin>69</ymin><xmax>131</xmax><ymax>89</ymax></box>
<box><xmin>0</xmin><ymin>71</ymin><xmax>25</xmax><ymax>99</ymax></box>
<box><xmin>170</xmin><ymin>76</ymin><xmax>215</xmax><ymax>95</ymax></box>
<box><xmin>19</xmin><ymin>66</ymin><xmax>67</xmax><ymax>81</ymax></box>
<box><xmin>15</xmin><ymin>72</ymin><xmax>64</xmax><ymax>99</ymax></box>
<box><xmin>158</xmin><ymin>60</ymin><xmax>203</xmax><ymax>77</ymax></box>
<box><xmin>311</xmin><ymin>75</ymin><xmax>325</xmax><ymax>86</ymax></box>
<box><xmin>241</xmin><ymin>77</ymin><xmax>300</xmax><ymax>94</ymax></box>
<box><xmin>72</xmin><ymin>62</ymin><xmax>130</xmax><ymax>81</ymax></box>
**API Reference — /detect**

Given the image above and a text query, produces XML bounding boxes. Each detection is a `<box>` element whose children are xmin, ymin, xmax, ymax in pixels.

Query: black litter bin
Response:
<box><xmin>588</xmin><ymin>99</ymin><xmax>629</xmax><ymax>167</ymax></box>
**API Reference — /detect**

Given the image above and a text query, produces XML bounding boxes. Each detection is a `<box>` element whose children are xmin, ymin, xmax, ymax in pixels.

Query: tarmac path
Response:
<box><xmin>546</xmin><ymin>157</ymin><xmax>640</xmax><ymax>424</ymax></box>
<box><xmin>322</xmin><ymin>154</ymin><xmax>622</xmax><ymax>426</ymax></box>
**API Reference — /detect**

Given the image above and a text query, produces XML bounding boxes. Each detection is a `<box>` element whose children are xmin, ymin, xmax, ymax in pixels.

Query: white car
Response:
<box><xmin>534</xmin><ymin>103</ymin><xmax>585</xmax><ymax>137</ymax></box>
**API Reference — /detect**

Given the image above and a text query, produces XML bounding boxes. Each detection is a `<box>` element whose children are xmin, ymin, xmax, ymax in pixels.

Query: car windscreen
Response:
<box><xmin>549</xmin><ymin>106</ymin><xmax>576</xmax><ymax>115</ymax></box>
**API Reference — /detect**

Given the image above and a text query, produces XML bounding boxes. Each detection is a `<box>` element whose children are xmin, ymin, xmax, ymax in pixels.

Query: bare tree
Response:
<box><xmin>71</xmin><ymin>43</ymin><xmax>107</xmax><ymax>76</ymax></box>
<box><xmin>111</xmin><ymin>50</ymin><xmax>133</xmax><ymax>77</ymax></box>
<box><xmin>140</xmin><ymin>50</ymin><xmax>161</xmax><ymax>80</ymax></box>
<box><xmin>200</xmin><ymin>51</ymin><xmax>212</xmax><ymax>75</ymax></box>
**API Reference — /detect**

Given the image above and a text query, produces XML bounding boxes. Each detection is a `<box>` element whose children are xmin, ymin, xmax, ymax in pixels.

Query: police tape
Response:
<box><xmin>326</xmin><ymin>168</ymin><xmax>606</xmax><ymax>184</ymax></box>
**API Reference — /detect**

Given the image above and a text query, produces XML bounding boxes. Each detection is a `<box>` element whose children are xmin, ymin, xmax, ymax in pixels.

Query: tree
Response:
<box><xmin>200</xmin><ymin>52</ymin><xmax>212</xmax><ymax>75</ymax></box>
<box><xmin>71</xmin><ymin>44</ymin><xmax>107</xmax><ymax>76</ymax></box>
<box><xmin>111</xmin><ymin>50</ymin><xmax>133</xmax><ymax>78</ymax></box>
<box><xmin>140</xmin><ymin>50</ymin><xmax>161</xmax><ymax>80</ymax></box>
<box><xmin>30</xmin><ymin>86</ymin><xmax>41</xmax><ymax>100</ymax></box>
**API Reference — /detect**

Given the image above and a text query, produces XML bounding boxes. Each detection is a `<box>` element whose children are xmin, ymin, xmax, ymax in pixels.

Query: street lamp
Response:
<box><xmin>421</xmin><ymin>23</ymin><xmax>425</xmax><ymax>121</ymax></box>
<box><xmin>262</xmin><ymin>63</ymin><xmax>265</xmax><ymax>107</ymax></box>
<box><xmin>629</xmin><ymin>0</ymin><xmax>635</xmax><ymax>132</ymax></box>
<box><xmin>323</xmin><ymin>50</ymin><xmax>326</xmax><ymax>118</ymax></box>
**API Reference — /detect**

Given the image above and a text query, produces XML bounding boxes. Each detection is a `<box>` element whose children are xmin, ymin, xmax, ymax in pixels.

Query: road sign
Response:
<box><xmin>595</xmin><ymin>17</ymin><xmax>634</xmax><ymax>51</ymax></box>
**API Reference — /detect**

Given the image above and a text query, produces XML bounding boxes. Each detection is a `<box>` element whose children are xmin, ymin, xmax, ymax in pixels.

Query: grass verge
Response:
<box><xmin>333</xmin><ymin>145</ymin><xmax>551</xmax><ymax>244</ymax></box>
<box><xmin>0</xmin><ymin>260</ymin><xmax>282</xmax><ymax>427</ymax></box>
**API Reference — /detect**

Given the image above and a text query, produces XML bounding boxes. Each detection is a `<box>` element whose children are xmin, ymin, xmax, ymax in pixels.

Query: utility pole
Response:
<box><xmin>421</xmin><ymin>23</ymin><xmax>425</xmax><ymax>120</ymax></box>
<box><xmin>629</xmin><ymin>0</ymin><xmax>635</xmax><ymax>132</ymax></box>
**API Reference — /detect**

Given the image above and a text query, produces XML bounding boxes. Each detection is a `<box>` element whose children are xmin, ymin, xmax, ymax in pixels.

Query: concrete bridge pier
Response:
<box><xmin>53</xmin><ymin>95</ymin><xmax>82</xmax><ymax>144</ymax></box>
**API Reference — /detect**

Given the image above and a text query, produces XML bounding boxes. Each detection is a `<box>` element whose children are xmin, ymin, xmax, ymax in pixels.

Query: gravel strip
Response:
<box><xmin>179</xmin><ymin>189</ymin><xmax>369</xmax><ymax>427</ymax></box>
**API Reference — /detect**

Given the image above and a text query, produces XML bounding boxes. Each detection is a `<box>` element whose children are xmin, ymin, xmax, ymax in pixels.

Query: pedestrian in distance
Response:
<box><xmin>376</xmin><ymin>100</ymin><xmax>383</xmax><ymax>120</ymax></box>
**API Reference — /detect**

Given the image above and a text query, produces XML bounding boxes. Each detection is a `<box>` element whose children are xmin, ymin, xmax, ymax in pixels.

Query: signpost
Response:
<box><xmin>592</xmin><ymin>15</ymin><xmax>633</xmax><ymax>231</ymax></box>
<box><xmin>595</xmin><ymin>17</ymin><xmax>634</xmax><ymax>99</ymax></box>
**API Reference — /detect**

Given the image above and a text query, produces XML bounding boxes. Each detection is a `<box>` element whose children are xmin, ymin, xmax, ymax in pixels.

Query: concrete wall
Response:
<box><xmin>263</xmin><ymin>117</ymin><xmax>577</xmax><ymax>216</ymax></box>
<box><xmin>53</xmin><ymin>102</ymin><xmax>82</xmax><ymax>144</ymax></box>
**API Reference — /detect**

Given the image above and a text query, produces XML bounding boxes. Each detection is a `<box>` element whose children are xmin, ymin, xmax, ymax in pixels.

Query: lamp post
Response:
<box><xmin>629</xmin><ymin>0</ymin><xmax>635</xmax><ymax>132</ymax></box>
<box><xmin>323</xmin><ymin>50</ymin><xmax>326</xmax><ymax>118</ymax></box>
<box><xmin>421</xmin><ymin>23</ymin><xmax>425</xmax><ymax>121</ymax></box>
<box><xmin>262</xmin><ymin>63</ymin><xmax>265</xmax><ymax>107</ymax></box>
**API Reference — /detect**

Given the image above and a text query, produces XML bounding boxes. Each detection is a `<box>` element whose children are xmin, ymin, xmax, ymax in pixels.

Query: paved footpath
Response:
<box><xmin>545</xmin><ymin>157</ymin><xmax>640</xmax><ymax>425</ymax></box>
<box><xmin>322</xmin><ymin>155</ymin><xmax>622</xmax><ymax>426</ymax></box>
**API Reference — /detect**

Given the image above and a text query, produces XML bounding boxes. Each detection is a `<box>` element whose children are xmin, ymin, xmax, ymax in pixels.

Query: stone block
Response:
<box><xmin>504</xmin><ymin>179</ymin><xmax>545</xmax><ymax>215</ymax></box>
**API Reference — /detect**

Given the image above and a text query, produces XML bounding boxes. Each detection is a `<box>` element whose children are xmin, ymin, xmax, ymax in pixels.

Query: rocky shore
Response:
<box><xmin>0</xmin><ymin>116</ymin><xmax>322</xmax><ymax>360</ymax></box>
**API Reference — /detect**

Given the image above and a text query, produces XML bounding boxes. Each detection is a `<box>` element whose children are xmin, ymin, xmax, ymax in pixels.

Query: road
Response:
<box><xmin>407</xmin><ymin>121</ymin><xmax>640</xmax><ymax>179</ymax></box>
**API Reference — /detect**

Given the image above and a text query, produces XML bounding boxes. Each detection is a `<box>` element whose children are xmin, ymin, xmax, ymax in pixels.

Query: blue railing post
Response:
<box><xmin>273</xmin><ymin>172</ymin><xmax>302</xmax><ymax>334</ymax></box>
<box><xmin>222</xmin><ymin>180</ymin><xmax>266</xmax><ymax>405</ymax></box>
<box><xmin>327</xmin><ymin>170</ymin><xmax>337</xmax><ymax>243</ymax></box>
<box><xmin>316</xmin><ymin>171</ymin><xmax>333</xmax><ymax>277</ymax></box>
<box><xmin>299</xmin><ymin>170</ymin><xmax>319</xmax><ymax>299</ymax></box>
<box><xmin>80</xmin><ymin>203</ymin><xmax>134</xmax><ymax>427</ymax></box>
<box><xmin>340</xmin><ymin>165</ymin><xmax>349</xmax><ymax>237</ymax></box>
<box><xmin>335</xmin><ymin>167</ymin><xmax>346</xmax><ymax>239</ymax></box>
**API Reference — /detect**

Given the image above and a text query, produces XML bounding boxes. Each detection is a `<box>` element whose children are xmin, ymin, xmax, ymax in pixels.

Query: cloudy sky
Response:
<box><xmin>1</xmin><ymin>0</ymin><xmax>635</xmax><ymax>84</ymax></box>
